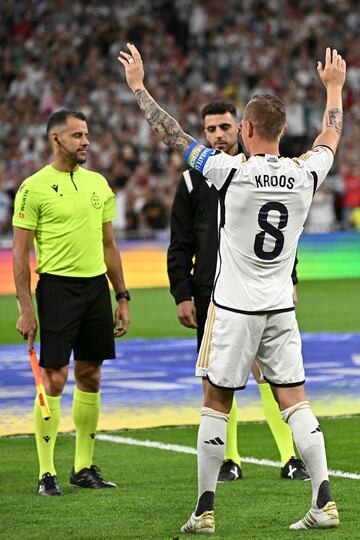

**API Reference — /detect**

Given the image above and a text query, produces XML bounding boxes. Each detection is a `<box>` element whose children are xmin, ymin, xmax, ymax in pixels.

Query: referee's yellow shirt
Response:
<box><xmin>12</xmin><ymin>165</ymin><xmax>115</xmax><ymax>277</ymax></box>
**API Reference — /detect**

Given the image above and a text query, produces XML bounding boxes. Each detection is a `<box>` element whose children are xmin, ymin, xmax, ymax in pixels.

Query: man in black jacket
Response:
<box><xmin>167</xmin><ymin>101</ymin><xmax>308</xmax><ymax>482</ymax></box>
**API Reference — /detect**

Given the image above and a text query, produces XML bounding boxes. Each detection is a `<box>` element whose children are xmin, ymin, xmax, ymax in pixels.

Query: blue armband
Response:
<box><xmin>184</xmin><ymin>142</ymin><xmax>216</xmax><ymax>173</ymax></box>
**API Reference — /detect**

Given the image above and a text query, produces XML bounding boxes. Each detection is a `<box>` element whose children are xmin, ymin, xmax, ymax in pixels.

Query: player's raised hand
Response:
<box><xmin>317</xmin><ymin>47</ymin><xmax>346</xmax><ymax>89</ymax></box>
<box><xmin>118</xmin><ymin>43</ymin><xmax>145</xmax><ymax>93</ymax></box>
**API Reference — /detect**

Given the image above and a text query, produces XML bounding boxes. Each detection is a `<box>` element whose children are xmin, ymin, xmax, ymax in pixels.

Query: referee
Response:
<box><xmin>167</xmin><ymin>101</ymin><xmax>307</xmax><ymax>483</ymax></box>
<box><xmin>13</xmin><ymin>110</ymin><xmax>130</xmax><ymax>496</ymax></box>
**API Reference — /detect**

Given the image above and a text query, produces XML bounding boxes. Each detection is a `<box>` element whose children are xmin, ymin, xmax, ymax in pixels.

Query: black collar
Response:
<box><xmin>253</xmin><ymin>153</ymin><xmax>281</xmax><ymax>157</ymax></box>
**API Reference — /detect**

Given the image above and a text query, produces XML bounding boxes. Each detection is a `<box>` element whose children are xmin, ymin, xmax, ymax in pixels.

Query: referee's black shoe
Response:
<box><xmin>38</xmin><ymin>472</ymin><xmax>63</xmax><ymax>496</ymax></box>
<box><xmin>217</xmin><ymin>459</ymin><xmax>242</xmax><ymax>482</ymax></box>
<box><xmin>70</xmin><ymin>465</ymin><xmax>117</xmax><ymax>488</ymax></box>
<box><xmin>281</xmin><ymin>456</ymin><xmax>310</xmax><ymax>480</ymax></box>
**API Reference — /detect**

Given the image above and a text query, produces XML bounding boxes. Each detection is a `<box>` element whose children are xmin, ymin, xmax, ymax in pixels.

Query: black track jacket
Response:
<box><xmin>167</xmin><ymin>168</ymin><xmax>298</xmax><ymax>305</ymax></box>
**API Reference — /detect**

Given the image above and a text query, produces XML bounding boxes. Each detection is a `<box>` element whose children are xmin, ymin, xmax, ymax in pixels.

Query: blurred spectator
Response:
<box><xmin>325</xmin><ymin>162</ymin><xmax>345</xmax><ymax>229</ymax></box>
<box><xmin>140</xmin><ymin>186</ymin><xmax>168</xmax><ymax>232</ymax></box>
<box><xmin>305</xmin><ymin>186</ymin><xmax>336</xmax><ymax>233</ymax></box>
<box><xmin>350</xmin><ymin>207</ymin><xmax>360</xmax><ymax>231</ymax></box>
<box><xmin>341</xmin><ymin>163</ymin><xmax>360</xmax><ymax>229</ymax></box>
<box><xmin>0</xmin><ymin>185</ymin><xmax>12</xmax><ymax>233</ymax></box>
<box><xmin>112</xmin><ymin>186</ymin><xmax>127</xmax><ymax>232</ymax></box>
<box><xmin>280</xmin><ymin>83</ymin><xmax>308</xmax><ymax>157</ymax></box>
<box><xmin>125</xmin><ymin>191</ymin><xmax>140</xmax><ymax>233</ymax></box>
<box><xmin>0</xmin><ymin>0</ymin><xmax>359</xmax><ymax>237</ymax></box>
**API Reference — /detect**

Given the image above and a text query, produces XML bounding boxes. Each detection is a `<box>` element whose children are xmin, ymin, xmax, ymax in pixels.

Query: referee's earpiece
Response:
<box><xmin>53</xmin><ymin>136</ymin><xmax>75</xmax><ymax>158</ymax></box>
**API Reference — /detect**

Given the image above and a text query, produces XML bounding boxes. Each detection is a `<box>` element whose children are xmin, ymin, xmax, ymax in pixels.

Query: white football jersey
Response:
<box><xmin>185</xmin><ymin>143</ymin><xmax>333</xmax><ymax>313</ymax></box>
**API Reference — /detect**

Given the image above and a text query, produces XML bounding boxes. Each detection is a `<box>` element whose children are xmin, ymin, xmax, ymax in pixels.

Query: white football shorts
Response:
<box><xmin>196</xmin><ymin>302</ymin><xmax>305</xmax><ymax>389</ymax></box>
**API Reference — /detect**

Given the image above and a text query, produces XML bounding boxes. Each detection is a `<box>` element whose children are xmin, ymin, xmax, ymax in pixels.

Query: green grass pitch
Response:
<box><xmin>1</xmin><ymin>417</ymin><xmax>359</xmax><ymax>539</ymax></box>
<box><xmin>1</xmin><ymin>278</ymin><xmax>360</xmax><ymax>344</ymax></box>
<box><xmin>1</xmin><ymin>279</ymin><xmax>359</xmax><ymax>538</ymax></box>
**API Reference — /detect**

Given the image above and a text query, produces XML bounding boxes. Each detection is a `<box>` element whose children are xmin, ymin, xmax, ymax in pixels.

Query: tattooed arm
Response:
<box><xmin>313</xmin><ymin>47</ymin><xmax>346</xmax><ymax>154</ymax></box>
<box><xmin>133</xmin><ymin>89</ymin><xmax>194</xmax><ymax>156</ymax></box>
<box><xmin>118</xmin><ymin>43</ymin><xmax>194</xmax><ymax>157</ymax></box>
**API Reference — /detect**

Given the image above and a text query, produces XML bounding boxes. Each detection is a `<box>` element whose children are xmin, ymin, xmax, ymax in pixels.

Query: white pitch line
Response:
<box><xmin>97</xmin><ymin>434</ymin><xmax>198</xmax><ymax>455</ymax></box>
<box><xmin>97</xmin><ymin>434</ymin><xmax>360</xmax><ymax>480</ymax></box>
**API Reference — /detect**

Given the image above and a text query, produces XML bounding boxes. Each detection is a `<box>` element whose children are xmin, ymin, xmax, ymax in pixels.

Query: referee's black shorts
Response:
<box><xmin>36</xmin><ymin>273</ymin><xmax>115</xmax><ymax>368</ymax></box>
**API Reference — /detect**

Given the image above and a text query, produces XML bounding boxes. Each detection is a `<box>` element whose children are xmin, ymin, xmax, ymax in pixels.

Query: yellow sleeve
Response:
<box><xmin>12</xmin><ymin>182</ymin><xmax>39</xmax><ymax>229</ymax></box>
<box><xmin>102</xmin><ymin>180</ymin><xmax>116</xmax><ymax>223</ymax></box>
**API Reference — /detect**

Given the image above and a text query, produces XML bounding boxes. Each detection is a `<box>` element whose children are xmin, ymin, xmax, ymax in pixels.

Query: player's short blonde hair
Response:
<box><xmin>243</xmin><ymin>94</ymin><xmax>286</xmax><ymax>141</ymax></box>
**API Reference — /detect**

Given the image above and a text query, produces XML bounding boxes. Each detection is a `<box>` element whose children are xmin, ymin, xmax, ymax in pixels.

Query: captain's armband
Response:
<box><xmin>184</xmin><ymin>142</ymin><xmax>218</xmax><ymax>174</ymax></box>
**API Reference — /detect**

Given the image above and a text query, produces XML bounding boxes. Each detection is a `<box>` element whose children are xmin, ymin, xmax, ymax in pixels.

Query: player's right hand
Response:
<box><xmin>177</xmin><ymin>300</ymin><xmax>197</xmax><ymax>329</ymax></box>
<box><xmin>16</xmin><ymin>311</ymin><xmax>37</xmax><ymax>352</ymax></box>
<box><xmin>317</xmin><ymin>47</ymin><xmax>346</xmax><ymax>89</ymax></box>
<box><xmin>118</xmin><ymin>43</ymin><xmax>145</xmax><ymax>93</ymax></box>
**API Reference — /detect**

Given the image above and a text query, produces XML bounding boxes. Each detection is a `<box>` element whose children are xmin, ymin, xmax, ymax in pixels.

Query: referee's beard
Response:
<box><xmin>65</xmin><ymin>156</ymin><xmax>86</xmax><ymax>167</ymax></box>
<box><xmin>65</xmin><ymin>151</ymin><xmax>87</xmax><ymax>167</ymax></box>
<box><xmin>60</xmin><ymin>144</ymin><xmax>87</xmax><ymax>166</ymax></box>
<box><xmin>75</xmin><ymin>148</ymin><xmax>87</xmax><ymax>164</ymax></box>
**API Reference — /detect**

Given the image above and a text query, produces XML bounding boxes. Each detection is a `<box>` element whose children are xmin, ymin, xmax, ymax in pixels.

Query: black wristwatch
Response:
<box><xmin>115</xmin><ymin>290</ymin><xmax>131</xmax><ymax>302</ymax></box>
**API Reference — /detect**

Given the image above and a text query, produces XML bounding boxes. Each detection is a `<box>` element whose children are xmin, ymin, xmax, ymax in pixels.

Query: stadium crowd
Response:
<box><xmin>1</xmin><ymin>0</ymin><xmax>359</xmax><ymax>236</ymax></box>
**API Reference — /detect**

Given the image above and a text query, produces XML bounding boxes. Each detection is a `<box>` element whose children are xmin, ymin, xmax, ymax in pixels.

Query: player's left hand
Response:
<box><xmin>317</xmin><ymin>47</ymin><xmax>346</xmax><ymax>89</ymax></box>
<box><xmin>118</xmin><ymin>43</ymin><xmax>145</xmax><ymax>93</ymax></box>
<box><xmin>114</xmin><ymin>300</ymin><xmax>130</xmax><ymax>337</ymax></box>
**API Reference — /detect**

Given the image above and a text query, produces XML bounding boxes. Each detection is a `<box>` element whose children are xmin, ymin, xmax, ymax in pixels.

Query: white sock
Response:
<box><xmin>282</xmin><ymin>402</ymin><xmax>331</xmax><ymax>508</ymax></box>
<box><xmin>196</xmin><ymin>407</ymin><xmax>228</xmax><ymax>515</ymax></box>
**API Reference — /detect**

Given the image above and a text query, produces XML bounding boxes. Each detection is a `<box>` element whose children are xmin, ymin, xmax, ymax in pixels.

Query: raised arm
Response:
<box><xmin>313</xmin><ymin>47</ymin><xmax>346</xmax><ymax>154</ymax></box>
<box><xmin>118</xmin><ymin>43</ymin><xmax>195</xmax><ymax>157</ymax></box>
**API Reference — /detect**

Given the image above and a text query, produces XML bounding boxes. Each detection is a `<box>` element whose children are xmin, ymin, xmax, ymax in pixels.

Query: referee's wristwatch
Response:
<box><xmin>115</xmin><ymin>290</ymin><xmax>131</xmax><ymax>302</ymax></box>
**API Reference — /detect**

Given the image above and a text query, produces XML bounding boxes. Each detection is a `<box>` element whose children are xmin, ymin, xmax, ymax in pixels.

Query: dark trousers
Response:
<box><xmin>194</xmin><ymin>295</ymin><xmax>211</xmax><ymax>352</ymax></box>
